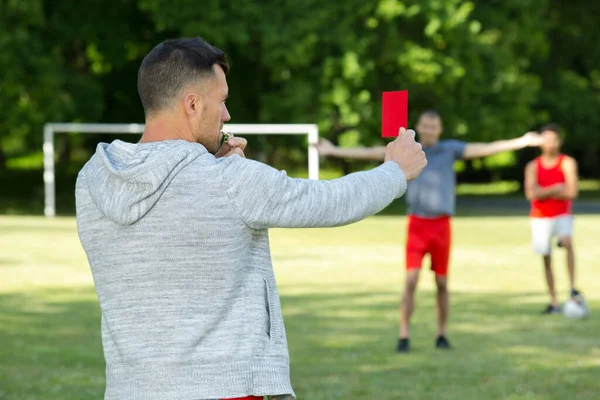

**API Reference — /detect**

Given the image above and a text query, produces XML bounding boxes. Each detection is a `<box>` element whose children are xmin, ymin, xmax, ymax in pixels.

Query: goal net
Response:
<box><xmin>43</xmin><ymin>123</ymin><xmax>320</xmax><ymax>217</ymax></box>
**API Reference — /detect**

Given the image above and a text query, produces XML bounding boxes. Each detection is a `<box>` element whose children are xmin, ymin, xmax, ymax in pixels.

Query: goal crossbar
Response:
<box><xmin>43</xmin><ymin>123</ymin><xmax>319</xmax><ymax>217</ymax></box>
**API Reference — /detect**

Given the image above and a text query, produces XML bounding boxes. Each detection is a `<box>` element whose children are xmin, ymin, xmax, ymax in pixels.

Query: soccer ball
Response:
<box><xmin>563</xmin><ymin>298</ymin><xmax>589</xmax><ymax>319</ymax></box>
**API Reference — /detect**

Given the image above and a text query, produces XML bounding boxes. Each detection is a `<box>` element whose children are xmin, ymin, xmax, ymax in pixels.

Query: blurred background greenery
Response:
<box><xmin>2</xmin><ymin>3</ymin><xmax>599</xmax><ymax>399</ymax></box>
<box><xmin>1</xmin><ymin>0</ymin><xmax>599</xmax><ymax>215</ymax></box>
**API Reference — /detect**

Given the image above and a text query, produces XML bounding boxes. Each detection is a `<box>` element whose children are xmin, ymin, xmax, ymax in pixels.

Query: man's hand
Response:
<box><xmin>314</xmin><ymin>138</ymin><xmax>337</xmax><ymax>156</ymax></box>
<box><xmin>385</xmin><ymin>127</ymin><xmax>427</xmax><ymax>181</ymax></box>
<box><xmin>521</xmin><ymin>131</ymin><xmax>544</xmax><ymax>147</ymax></box>
<box><xmin>215</xmin><ymin>136</ymin><xmax>247</xmax><ymax>158</ymax></box>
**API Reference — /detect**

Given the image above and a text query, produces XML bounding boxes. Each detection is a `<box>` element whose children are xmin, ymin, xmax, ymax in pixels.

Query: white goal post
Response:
<box><xmin>43</xmin><ymin>123</ymin><xmax>320</xmax><ymax>218</ymax></box>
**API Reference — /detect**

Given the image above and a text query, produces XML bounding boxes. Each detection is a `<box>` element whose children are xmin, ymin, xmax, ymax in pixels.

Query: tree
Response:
<box><xmin>1</xmin><ymin>0</ymin><xmax>599</xmax><ymax>178</ymax></box>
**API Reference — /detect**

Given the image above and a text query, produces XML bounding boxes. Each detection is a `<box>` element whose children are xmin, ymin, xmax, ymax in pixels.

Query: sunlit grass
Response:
<box><xmin>1</xmin><ymin>214</ymin><xmax>599</xmax><ymax>399</ymax></box>
<box><xmin>456</xmin><ymin>180</ymin><xmax>520</xmax><ymax>195</ymax></box>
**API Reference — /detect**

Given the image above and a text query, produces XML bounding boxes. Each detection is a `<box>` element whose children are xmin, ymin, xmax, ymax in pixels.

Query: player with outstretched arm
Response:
<box><xmin>315</xmin><ymin>110</ymin><xmax>543</xmax><ymax>353</ymax></box>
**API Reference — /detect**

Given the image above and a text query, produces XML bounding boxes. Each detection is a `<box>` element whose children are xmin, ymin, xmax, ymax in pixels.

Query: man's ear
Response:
<box><xmin>184</xmin><ymin>92</ymin><xmax>203</xmax><ymax>117</ymax></box>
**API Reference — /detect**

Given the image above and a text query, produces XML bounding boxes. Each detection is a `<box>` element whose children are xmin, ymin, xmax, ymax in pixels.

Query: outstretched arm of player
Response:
<box><xmin>524</xmin><ymin>161</ymin><xmax>565</xmax><ymax>200</ymax></box>
<box><xmin>462</xmin><ymin>132</ymin><xmax>543</xmax><ymax>160</ymax></box>
<box><xmin>556</xmin><ymin>157</ymin><xmax>579</xmax><ymax>200</ymax></box>
<box><xmin>313</xmin><ymin>138</ymin><xmax>386</xmax><ymax>161</ymax></box>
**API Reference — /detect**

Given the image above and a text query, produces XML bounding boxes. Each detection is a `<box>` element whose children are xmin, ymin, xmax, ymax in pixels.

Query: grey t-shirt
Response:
<box><xmin>406</xmin><ymin>139</ymin><xmax>466</xmax><ymax>217</ymax></box>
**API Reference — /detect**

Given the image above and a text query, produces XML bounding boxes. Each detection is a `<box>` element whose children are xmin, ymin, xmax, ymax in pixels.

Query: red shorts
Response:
<box><xmin>405</xmin><ymin>214</ymin><xmax>451</xmax><ymax>276</ymax></box>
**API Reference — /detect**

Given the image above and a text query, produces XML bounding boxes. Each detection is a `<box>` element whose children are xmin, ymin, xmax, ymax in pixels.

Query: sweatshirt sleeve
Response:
<box><xmin>220</xmin><ymin>156</ymin><xmax>407</xmax><ymax>229</ymax></box>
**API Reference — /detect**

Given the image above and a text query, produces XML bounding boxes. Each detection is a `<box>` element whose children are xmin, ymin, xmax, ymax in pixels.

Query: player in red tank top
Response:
<box><xmin>530</xmin><ymin>154</ymin><xmax>572</xmax><ymax>218</ymax></box>
<box><xmin>524</xmin><ymin>124</ymin><xmax>582</xmax><ymax>314</ymax></box>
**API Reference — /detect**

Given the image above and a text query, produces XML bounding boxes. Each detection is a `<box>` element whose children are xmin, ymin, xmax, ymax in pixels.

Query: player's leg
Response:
<box><xmin>430</xmin><ymin>217</ymin><xmax>451</xmax><ymax>349</ymax></box>
<box><xmin>399</xmin><ymin>268</ymin><xmax>421</xmax><ymax>339</ymax></box>
<box><xmin>542</xmin><ymin>254</ymin><xmax>558</xmax><ymax>312</ymax></box>
<box><xmin>434</xmin><ymin>275</ymin><xmax>449</xmax><ymax>344</ymax></box>
<box><xmin>555</xmin><ymin>216</ymin><xmax>579</xmax><ymax>297</ymax></box>
<box><xmin>559</xmin><ymin>237</ymin><xmax>575</xmax><ymax>291</ymax></box>
<box><xmin>398</xmin><ymin>216</ymin><xmax>426</xmax><ymax>353</ymax></box>
<box><xmin>531</xmin><ymin>218</ymin><xmax>559</xmax><ymax>313</ymax></box>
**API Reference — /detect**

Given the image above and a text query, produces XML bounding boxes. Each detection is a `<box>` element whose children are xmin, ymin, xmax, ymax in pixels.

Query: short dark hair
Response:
<box><xmin>138</xmin><ymin>38</ymin><xmax>229</xmax><ymax>116</ymax></box>
<box><xmin>419</xmin><ymin>109</ymin><xmax>442</xmax><ymax>121</ymax></box>
<box><xmin>540</xmin><ymin>123</ymin><xmax>564</xmax><ymax>140</ymax></box>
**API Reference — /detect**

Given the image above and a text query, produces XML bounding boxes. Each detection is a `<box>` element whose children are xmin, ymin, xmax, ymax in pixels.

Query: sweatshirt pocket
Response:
<box><xmin>246</xmin><ymin>273</ymin><xmax>284</xmax><ymax>344</ymax></box>
<box><xmin>263</xmin><ymin>276</ymin><xmax>283</xmax><ymax>343</ymax></box>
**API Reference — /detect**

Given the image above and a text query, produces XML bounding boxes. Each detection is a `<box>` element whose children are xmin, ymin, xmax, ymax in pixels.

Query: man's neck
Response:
<box><xmin>420</xmin><ymin>140</ymin><xmax>438</xmax><ymax>148</ymax></box>
<box><xmin>540</xmin><ymin>152</ymin><xmax>561</xmax><ymax>168</ymax></box>
<box><xmin>139</xmin><ymin>114</ymin><xmax>192</xmax><ymax>143</ymax></box>
<box><xmin>541</xmin><ymin>152</ymin><xmax>560</xmax><ymax>161</ymax></box>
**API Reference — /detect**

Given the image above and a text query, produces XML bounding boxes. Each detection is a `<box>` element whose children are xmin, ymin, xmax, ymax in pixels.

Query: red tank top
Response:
<box><xmin>530</xmin><ymin>154</ymin><xmax>571</xmax><ymax>217</ymax></box>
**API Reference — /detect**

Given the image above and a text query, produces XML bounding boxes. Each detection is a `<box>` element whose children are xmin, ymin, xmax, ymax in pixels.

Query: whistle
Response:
<box><xmin>222</xmin><ymin>132</ymin><xmax>234</xmax><ymax>144</ymax></box>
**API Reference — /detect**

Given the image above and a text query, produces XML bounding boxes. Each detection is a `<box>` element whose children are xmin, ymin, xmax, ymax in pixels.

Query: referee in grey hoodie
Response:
<box><xmin>76</xmin><ymin>37</ymin><xmax>426</xmax><ymax>400</ymax></box>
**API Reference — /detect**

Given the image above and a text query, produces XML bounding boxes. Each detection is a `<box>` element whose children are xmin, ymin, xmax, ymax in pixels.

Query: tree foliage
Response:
<box><xmin>0</xmin><ymin>0</ymin><xmax>598</xmax><ymax>175</ymax></box>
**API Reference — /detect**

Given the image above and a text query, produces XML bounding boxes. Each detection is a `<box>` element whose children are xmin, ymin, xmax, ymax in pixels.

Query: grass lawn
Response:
<box><xmin>0</xmin><ymin>214</ymin><xmax>599</xmax><ymax>400</ymax></box>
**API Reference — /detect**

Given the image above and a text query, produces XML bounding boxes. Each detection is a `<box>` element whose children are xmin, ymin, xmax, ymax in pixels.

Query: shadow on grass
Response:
<box><xmin>0</xmin><ymin>286</ymin><xmax>598</xmax><ymax>399</ymax></box>
<box><xmin>281</xmin><ymin>288</ymin><xmax>598</xmax><ymax>356</ymax></box>
<box><xmin>279</xmin><ymin>288</ymin><xmax>599</xmax><ymax>399</ymax></box>
<box><xmin>0</xmin><ymin>289</ymin><xmax>104</xmax><ymax>400</ymax></box>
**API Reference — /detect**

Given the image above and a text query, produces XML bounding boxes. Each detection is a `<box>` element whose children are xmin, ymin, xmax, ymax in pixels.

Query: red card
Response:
<box><xmin>382</xmin><ymin>90</ymin><xmax>408</xmax><ymax>138</ymax></box>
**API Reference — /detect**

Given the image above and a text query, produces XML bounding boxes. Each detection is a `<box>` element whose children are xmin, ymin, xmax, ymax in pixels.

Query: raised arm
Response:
<box><xmin>314</xmin><ymin>138</ymin><xmax>386</xmax><ymax>161</ymax></box>
<box><xmin>222</xmin><ymin>129</ymin><xmax>426</xmax><ymax>229</ymax></box>
<box><xmin>462</xmin><ymin>132</ymin><xmax>543</xmax><ymax>160</ymax></box>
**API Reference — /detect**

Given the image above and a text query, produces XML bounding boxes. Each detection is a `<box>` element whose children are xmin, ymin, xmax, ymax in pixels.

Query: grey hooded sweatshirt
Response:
<box><xmin>75</xmin><ymin>139</ymin><xmax>407</xmax><ymax>400</ymax></box>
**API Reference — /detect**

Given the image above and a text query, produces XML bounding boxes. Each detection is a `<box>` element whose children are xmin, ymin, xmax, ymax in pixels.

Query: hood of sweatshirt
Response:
<box><xmin>78</xmin><ymin>139</ymin><xmax>205</xmax><ymax>226</ymax></box>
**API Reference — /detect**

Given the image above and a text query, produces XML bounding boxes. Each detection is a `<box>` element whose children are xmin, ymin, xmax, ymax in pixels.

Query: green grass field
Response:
<box><xmin>1</xmin><ymin>214</ymin><xmax>599</xmax><ymax>400</ymax></box>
